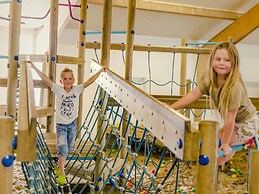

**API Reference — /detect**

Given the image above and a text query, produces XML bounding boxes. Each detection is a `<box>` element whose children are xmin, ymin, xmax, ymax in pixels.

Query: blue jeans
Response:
<box><xmin>56</xmin><ymin>120</ymin><xmax>77</xmax><ymax>157</ymax></box>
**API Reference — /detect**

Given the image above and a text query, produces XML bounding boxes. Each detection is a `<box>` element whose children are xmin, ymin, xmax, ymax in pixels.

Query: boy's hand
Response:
<box><xmin>25</xmin><ymin>55</ymin><xmax>31</xmax><ymax>63</ymax></box>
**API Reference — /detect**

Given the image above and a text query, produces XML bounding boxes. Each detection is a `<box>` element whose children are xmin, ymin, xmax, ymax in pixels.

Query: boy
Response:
<box><xmin>27</xmin><ymin>59</ymin><xmax>106</xmax><ymax>185</ymax></box>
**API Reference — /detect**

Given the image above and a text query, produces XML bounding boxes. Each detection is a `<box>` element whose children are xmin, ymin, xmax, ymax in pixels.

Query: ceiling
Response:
<box><xmin>0</xmin><ymin>0</ymin><xmax>259</xmax><ymax>45</ymax></box>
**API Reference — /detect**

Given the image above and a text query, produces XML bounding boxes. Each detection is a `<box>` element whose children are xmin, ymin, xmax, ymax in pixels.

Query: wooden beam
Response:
<box><xmin>183</xmin><ymin>125</ymin><xmax>200</xmax><ymax>161</ymax></box>
<box><xmin>248</xmin><ymin>151</ymin><xmax>259</xmax><ymax>193</ymax></box>
<box><xmin>0</xmin><ymin>105</ymin><xmax>8</xmax><ymax>116</ymax></box>
<box><xmin>17</xmin><ymin>61</ymin><xmax>37</xmax><ymax>162</ymax></box>
<box><xmin>19</xmin><ymin>54</ymin><xmax>48</xmax><ymax>63</ymax></box>
<box><xmin>85</xmin><ymin>42</ymin><xmax>212</xmax><ymax>54</ymax></box>
<box><xmin>0</xmin><ymin>105</ymin><xmax>53</xmax><ymax>118</ymax></box>
<box><xmin>87</xmin><ymin>0</ymin><xmax>242</xmax><ymax>20</ymax></box>
<box><xmin>0</xmin><ymin>117</ymin><xmax>14</xmax><ymax>194</ymax></box>
<box><xmin>95</xmin><ymin>0</ymin><xmax>113</xmax><ymax>189</ymax></box>
<box><xmin>0</xmin><ymin>78</ymin><xmax>7</xmax><ymax>87</ymax></box>
<box><xmin>47</xmin><ymin>0</ymin><xmax>59</xmax><ymax>133</ymax></box>
<box><xmin>108</xmin><ymin>95</ymin><xmax>209</xmax><ymax>109</ymax></box>
<box><xmin>119</xmin><ymin>0</ymin><xmax>136</xmax><ymax>178</ymax></box>
<box><xmin>196</xmin><ymin>121</ymin><xmax>218</xmax><ymax>194</ymax></box>
<box><xmin>180</xmin><ymin>38</ymin><xmax>187</xmax><ymax>96</ymax></box>
<box><xmin>77</xmin><ymin>0</ymin><xmax>88</xmax><ymax>132</ymax></box>
<box><xmin>36</xmin><ymin>107</ymin><xmax>54</xmax><ymax>118</ymax></box>
<box><xmin>0</xmin><ymin>78</ymin><xmax>48</xmax><ymax>89</ymax></box>
<box><xmin>57</xmin><ymin>55</ymin><xmax>84</xmax><ymax>65</ymax></box>
<box><xmin>196</xmin><ymin>4</ymin><xmax>259</xmax><ymax>101</ymax></box>
<box><xmin>7</xmin><ymin>0</ymin><xmax>21</xmax><ymax>117</ymax></box>
<box><xmin>153</xmin><ymin>95</ymin><xmax>259</xmax><ymax>111</ymax></box>
<box><xmin>19</xmin><ymin>54</ymin><xmax>84</xmax><ymax>65</ymax></box>
<box><xmin>26</xmin><ymin>61</ymin><xmax>37</xmax><ymax>120</ymax></box>
<box><xmin>209</xmin><ymin>3</ymin><xmax>259</xmax><ymax>43</ymax></box>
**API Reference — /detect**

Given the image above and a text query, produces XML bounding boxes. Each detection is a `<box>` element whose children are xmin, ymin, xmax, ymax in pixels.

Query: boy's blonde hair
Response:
<box><xmin>204</xmin><ymin>41</ymin><xmax>246</xmax><ymax>122</ymax></box>
<box><xmin>60</xmin><ymin>67</ymin><xmax>74</xmax><ymax>79</ymax></box>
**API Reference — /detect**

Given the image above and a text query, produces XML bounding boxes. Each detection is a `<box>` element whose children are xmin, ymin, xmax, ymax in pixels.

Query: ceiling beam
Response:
<box><xmin>196</xmin><ymin>3</ymin><xmax>259</xmax><ymax>78</ymax></box>
<box><xmin>87</xmin><ymin>0</ymin><xmax>243</xmax><ymax>20</ymax></box>
<box><xmin>209</xmin><ymin>3</ymin><xmax>259</xmax><ymax>43</ymax></box>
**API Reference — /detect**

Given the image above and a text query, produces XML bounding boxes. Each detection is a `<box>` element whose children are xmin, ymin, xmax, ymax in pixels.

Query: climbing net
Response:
<box><xmin>65</xmin><ymin>86</ymin><xmax>182</xmax><ymax>193</ymax></box>
<box><xmin>21</xmin><ymin>62</ymin><xmax>193</xmax><ymax>194</ymax></box>
<box><xmin>21</xmin><ymin>127</ymin><xmax>60</xmax><ymax>194</ymax></box>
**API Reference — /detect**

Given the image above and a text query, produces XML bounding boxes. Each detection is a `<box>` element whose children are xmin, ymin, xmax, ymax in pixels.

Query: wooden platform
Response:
<box><xmin>106</xmin><ymin>124</ymin><xmax>145</xmax><ymax>139</ymax></box>
<box><xmin>0</xmin><ymin>105</ymin><xmax>53</xmax><ymax>118</ymax></box>
<box><xmin>66</xmin><ymin>158</ymin><xmax>126</xmax><ymax>183</ymax></box>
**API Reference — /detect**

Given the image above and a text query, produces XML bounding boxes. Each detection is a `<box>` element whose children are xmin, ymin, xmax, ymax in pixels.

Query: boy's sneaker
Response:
<box><xmin>55</xmin><ymin>168</ymin><xmax>61</xmax><ymax>177</ymax></box>
<box><xmin>56</xmin><ymin>175</ymin><xmax>66</xmax><ymax>185</ymax></box>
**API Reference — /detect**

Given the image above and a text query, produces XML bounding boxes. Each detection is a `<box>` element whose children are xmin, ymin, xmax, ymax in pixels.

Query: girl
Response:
<box><xmin>170</xmin><ymin>41</ymin><xmax>258</xmax><ymax>165</ymax></box>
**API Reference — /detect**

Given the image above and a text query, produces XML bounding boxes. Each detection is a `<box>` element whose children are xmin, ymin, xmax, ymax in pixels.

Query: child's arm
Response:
<box><xmin>27</xmin><ymin>60</ymin><xmax>53</xmax><ymax>88</ymax></box>
<box><xmin>83</xmin><ymin>66</ymin><xmax>107</xmax><ymax>89</ymax></box>
<box><xmin>219</xmin><ymin>108</ymin><xmax>238</xmax><ymax>156</ymax></box>
<box><xmin>170</xmin><ymin>86</ymin><xmax>203</xmax><ymax>110</ymax></box>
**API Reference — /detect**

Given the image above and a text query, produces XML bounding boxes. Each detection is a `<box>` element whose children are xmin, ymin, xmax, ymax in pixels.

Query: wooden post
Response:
<box><xmin>100</xmin><ymin>1</ymin><xmax>112</xmax><ymax>67</ymax></box>
<box><xmin>196</xmin><ymin>121</ymin><xmax>218</xmax><ymax>194</ymax></box>
<box><xmin>179</xmin><ymin>38</ymin><xmax>187</xmax><ymax>114</ymax></box>
<box><xmin>0</xmin><ymin>117</ymin><xmax>14</xmax><ymax>194</ymax></box>
<box><xmin>7</xmin><ymin>0</ymin><xmax>22</xmax><ymax>117</ymax></box>
<box><xmin>179</xmin><ymin>38</ymin><xmax>187</xmax><ymax>95</ymax></box>
<box><xmin>119</xmin><ymin>0</ymin><xmax>136</xmax><ymax>185</ymax></box>
<box><xmin>183</xmin><ymin>123</ymin><xmax>200</xmax><ymax>161</ymax></box>
<box><xmin>125</xmin><ymin>0</ymin><xmax>136</xmax><ymax>82</ymax></box>
<box><xmin>248</xmin><ymin>150</ymin><xmax>259</xmax><ymax>193</ymax></box>
<box><xmin>38</xmin><ymin>52</ymin><xmax>48</xmax><ymax>128</ymax></box>
<box><xmin>95</xmin><ymin>0</ymin><xmax>112</xmax><ymax>192</ymax></box>
<box><xmin>47</xmin><ymin>0</ymin><xmax>59</xmax><ymax>132</ymax></box>
<box><xmin>77</xmin><ymin>0</ymin><xmax>88</xmax><ymax>131</ymax></box>
<box><xmin>17</xmin><ymin>61</ymin><xmax>37</xmax><ymax>162</ymax></box>
<box><xmin>184</xmin><ymin>79</ymin><xmax>191</xmax><ymax>118</ymax></box>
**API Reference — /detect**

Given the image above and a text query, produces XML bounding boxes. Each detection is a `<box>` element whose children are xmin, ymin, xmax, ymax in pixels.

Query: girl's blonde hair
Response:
<box><xmin>204</xmin><ymin>41</ymin><xmax>246</xmax><ymax>121</ymax></box>
<box><xmin>60</xmin><ymin>67</ymin><xmax>74</xmax><ymax>79</ymax></box>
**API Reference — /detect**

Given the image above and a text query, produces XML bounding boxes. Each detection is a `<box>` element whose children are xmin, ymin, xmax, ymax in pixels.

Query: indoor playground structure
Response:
<box><xmin>1</xmin><ymin>1</ymin><xmax>259</xmax><ymax>194</ymax></box>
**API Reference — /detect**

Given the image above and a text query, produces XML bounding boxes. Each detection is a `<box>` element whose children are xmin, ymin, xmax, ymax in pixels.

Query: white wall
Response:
<box><xmin>0</xmin><ymin>27</ymin><xmax>9</xmax><ymax>103</ymax></box>
<box><xmin>238</xmin><ymin>44</ymin><xmax>259</xmax><ymax>97</ymax></box>
<box><xmin>0</xmin><ymin>26</ymin><xmax>36</xmax><ymax>106</ymax></box>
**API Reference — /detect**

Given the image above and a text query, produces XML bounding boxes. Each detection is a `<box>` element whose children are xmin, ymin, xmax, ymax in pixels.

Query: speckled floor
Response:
<box><xmin>12</xmin><ymin>151</ymin><xmax>248</xmax><ymax>194</ymax></box>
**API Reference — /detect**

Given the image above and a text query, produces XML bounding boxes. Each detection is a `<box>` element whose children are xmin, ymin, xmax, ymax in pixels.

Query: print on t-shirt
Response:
<box><xmin>60</xmin><ymin>94</ymin><xmax>77</xmax><ymax>119</ymax></box>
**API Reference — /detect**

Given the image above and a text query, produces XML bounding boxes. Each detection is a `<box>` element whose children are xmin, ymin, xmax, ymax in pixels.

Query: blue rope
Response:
<box><xmin>147</xmin><ymin>48</ymin><xmax>152</xmax><ymax>94</ymax></box>
<box><xmin>170</xmin><ymin>51</ymin><xmax>176</xmax><ymax>95</ymax></box>
<box><xmin>191</xmin><ymin>54</ymin><xmax>199</xmax><ymax>90</ymax></box>
<box><xmin>0</xmin><ymin>55</ymin><xmax>8</xmax><ymax>59</ymax></box>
